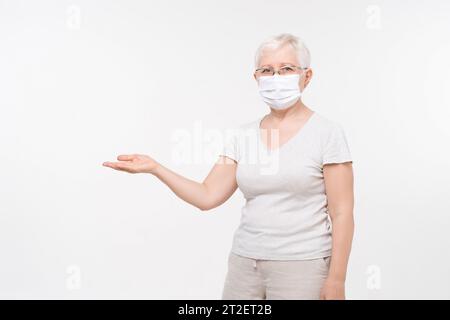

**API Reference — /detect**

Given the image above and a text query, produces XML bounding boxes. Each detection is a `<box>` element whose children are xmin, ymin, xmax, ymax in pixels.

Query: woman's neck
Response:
<box><xmin>268</xmin><ymin>100</ymin><xmax>311</xmax><ymax>122</ymax></box>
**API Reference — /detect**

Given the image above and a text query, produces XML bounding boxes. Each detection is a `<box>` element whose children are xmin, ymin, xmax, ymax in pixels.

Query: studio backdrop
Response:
<box><xmin>1</xmin><ymin>0</ymin><xmax>449</xmax><ymax>299</ymax></box>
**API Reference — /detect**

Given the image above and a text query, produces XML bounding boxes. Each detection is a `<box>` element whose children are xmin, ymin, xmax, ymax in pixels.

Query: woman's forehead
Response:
<box><xmin>258</xmin><ymin>46</ymin><xmax>299</xmax><ymax>67</ymax></box>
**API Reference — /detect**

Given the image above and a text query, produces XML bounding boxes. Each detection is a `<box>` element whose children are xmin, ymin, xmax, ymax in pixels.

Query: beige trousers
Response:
<box><xmin>222</xmin><ymin>251</ymin><xmax>331</xmax><ymax>300</ymax></box>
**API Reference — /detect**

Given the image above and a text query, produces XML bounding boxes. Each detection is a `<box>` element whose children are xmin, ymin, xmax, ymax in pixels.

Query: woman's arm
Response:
<box><xmin>320</xmin><ymin>162</ymin><xmax>354</xmax><ymax>300</ymax></box>
<box><xmin>102</xmin><ymin>154</ymin><xmax>238</xmax><ymax>211</ymax></box>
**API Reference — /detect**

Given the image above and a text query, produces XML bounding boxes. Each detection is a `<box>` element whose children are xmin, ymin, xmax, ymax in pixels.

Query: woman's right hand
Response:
<box><xmin>102</xmin><ymin>154</ymin><xmax>238</xmax><ymax>211</ymax></box>
<box><xmin>102</xmin><ymin>154</ymin><xmax>160</xmax><ymax>174</ymax></box>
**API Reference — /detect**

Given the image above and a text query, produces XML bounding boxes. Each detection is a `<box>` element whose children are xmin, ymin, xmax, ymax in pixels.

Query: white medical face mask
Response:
<box><xmin>257</xmin><ymin>73</ymin><xmax>302</xmax><ymax>110</ymax></box>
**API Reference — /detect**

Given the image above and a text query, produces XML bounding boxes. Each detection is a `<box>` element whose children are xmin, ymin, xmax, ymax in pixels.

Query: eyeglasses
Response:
<box><xmin>254</xmin><ymin>64</ymin><xmax>308</xmax><ymax>79</ymax></box>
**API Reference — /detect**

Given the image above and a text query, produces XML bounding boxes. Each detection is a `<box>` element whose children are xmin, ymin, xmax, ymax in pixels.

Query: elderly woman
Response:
<box><xmin>103</xmin><ymin>33</ymin><xmax>354</xmax><ymax>300</ymax></box>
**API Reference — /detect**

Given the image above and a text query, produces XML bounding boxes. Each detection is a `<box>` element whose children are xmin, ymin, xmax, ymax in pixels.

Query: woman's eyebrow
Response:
<box><xmin>258</xmin><ymin>62</ymin><xmax>296</xmax><ymax>68</ymax></box>
<box><xmin>259</xmin><ymin>62</ymin><xmax>296</xmax><ymax>68</ymax></box>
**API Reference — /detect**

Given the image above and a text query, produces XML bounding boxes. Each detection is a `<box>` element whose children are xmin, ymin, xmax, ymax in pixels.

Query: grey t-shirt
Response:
<box><xmin>220</xmin><ymin>111</ymin><xmax>353</xmax><ymax>260</ymax></box>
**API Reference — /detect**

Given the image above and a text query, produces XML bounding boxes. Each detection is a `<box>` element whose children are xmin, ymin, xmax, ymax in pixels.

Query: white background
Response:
<box><xmin>1</xmin><ymin>0</ymin><xmax>449</xmax><ymax>299</ymax></box>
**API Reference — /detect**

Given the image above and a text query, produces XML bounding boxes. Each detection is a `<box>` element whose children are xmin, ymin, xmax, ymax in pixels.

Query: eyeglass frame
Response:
<box><xmin>253</xmin><ymin>64</ymin><xmax>309</xmax><ymax>78</ymax></box>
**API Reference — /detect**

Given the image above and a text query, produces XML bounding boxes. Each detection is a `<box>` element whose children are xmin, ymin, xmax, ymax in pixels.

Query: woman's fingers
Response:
<box><xmin>103</xmin><ymin>154</ymin><xmax>147</xmax><ymax>173</ymax></box>
<box><xmin>117</xmin><ymin>154</ymin><xmax>138</xmax><ymax>161</ymax></box>
<box><xmin>102</xmin><ymin>161</ymin><xmax>133</xmax><ymax>172</ymax></box>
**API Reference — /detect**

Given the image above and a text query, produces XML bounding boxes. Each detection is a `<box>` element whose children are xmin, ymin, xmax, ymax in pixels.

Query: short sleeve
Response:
<box><xmin>219</xmin><ymin>129</ymin><xmax>239</xmax><ymax>162</ymax></box>
<box><xmin>322</xmin><ymin>123</ymin><xmax>353</xmax><ymax>166</ymax></box>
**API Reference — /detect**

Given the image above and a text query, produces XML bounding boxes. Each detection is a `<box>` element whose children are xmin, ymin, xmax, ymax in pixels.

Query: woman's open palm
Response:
<box><xmin>103</xmin><ymin>154</ymin><xmax>159</xmax><ymax>174</ymax></box>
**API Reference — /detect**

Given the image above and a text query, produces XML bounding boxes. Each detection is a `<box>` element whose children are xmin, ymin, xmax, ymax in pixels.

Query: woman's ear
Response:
<box><xmin>303</xmin><ymin>68</ymin><xmax>313</xmax><ymax>88</ymax></box>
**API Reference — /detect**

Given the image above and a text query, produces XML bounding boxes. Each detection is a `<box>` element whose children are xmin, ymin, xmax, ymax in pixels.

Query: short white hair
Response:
<box><xmin>254</xmin><ymin>33</ymin><xmax>311</xmax><ymax>69</ymax></box>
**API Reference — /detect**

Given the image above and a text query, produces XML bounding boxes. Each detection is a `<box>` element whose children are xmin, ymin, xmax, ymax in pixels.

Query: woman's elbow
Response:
<box><xmin>197</xmin><ymin>201</ymin><xmax>217</xmax><ymax>212</ymax></box>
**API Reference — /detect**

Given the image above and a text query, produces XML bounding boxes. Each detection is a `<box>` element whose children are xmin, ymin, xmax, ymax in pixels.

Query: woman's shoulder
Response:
<box><xmin>227</xmin><ymin>116</ymin><xmax>261</xmax><ymax>135</ymax></box>
<box><xmin>311</xmin><ymin>112</ymin><xmax>351</xmax><ymax>154</ymax></box>
<box><xmin>312</xmin><ymin>111</ymin><xmax>347</xmax><ymax>133</ymax></box>
<box><xmin>221</xmin><ymin>117</ymin><xmax>260</xmax><ymax>144</ymax></box>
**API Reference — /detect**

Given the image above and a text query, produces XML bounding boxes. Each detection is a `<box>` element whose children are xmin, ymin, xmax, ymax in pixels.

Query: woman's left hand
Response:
<box><xmin>319</xmin><ymin>278</ymin><xmax>346</xmax><ymax>300</ymax></box>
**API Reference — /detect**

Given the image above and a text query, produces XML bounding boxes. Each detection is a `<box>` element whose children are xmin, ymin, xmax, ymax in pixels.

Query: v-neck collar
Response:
<box><xmin>257</xmin><ymin>111</ymin><xmax>317</xmax><ymax>153</ymax></box>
